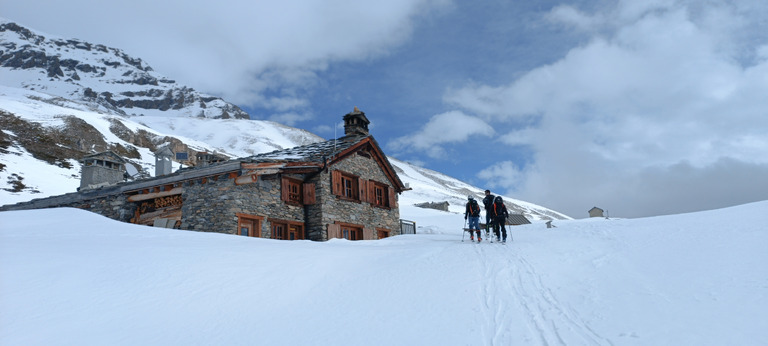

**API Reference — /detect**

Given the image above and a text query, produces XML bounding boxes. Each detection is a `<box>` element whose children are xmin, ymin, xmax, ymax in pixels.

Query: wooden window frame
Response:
<box><xmin>281</xmin><ymin>176</ymin><xmax>303</xmax><ymax>205</ymax></box>
<box><xmin>236</xmin><ymin>213</ymin><xmax>264</xmax><ymax>237</ymax></box>
<box><xmin>332</xmin><ymin>170</ymin><xmax>361</xmax><ymax>202</ymax></box>
<box><xmin>341</xmin><ymin>174</ymin><xmax>358</xmax><ymax>200</ymax></box>
<box><xmin>269</xmin><ymin>218</ymin><xmax>305</xmax><ymax>240</ymax></box>
<box><xmin>376</xmin><ymin>228</ymin><xmax>391</xmax><ymax>239</ymax></box>
<box><xmin>370</xmin><ymin>181</ymin><xmax>390</xmax><ymax>208</ymax></box>
<box><xmin>336</xmin><ymin>222</ymin><xmax>364</xmax><ymax>241</ymax></box>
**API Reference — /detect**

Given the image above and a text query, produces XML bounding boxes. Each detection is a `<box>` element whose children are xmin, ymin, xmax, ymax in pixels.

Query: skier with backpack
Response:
<box><xmin>464</xmin><ymin>195</ymin><xmax>482</xmax><ymax>242</ymax></box>
<box><xmin>482</xmin><ymin>190</ymin><xmax>495</xmax><ymax>239</ymax></box>
<box><xmin>490</xmin><ymin>195</ymin><xmax>509</xmax><ymax>243</ymax></box>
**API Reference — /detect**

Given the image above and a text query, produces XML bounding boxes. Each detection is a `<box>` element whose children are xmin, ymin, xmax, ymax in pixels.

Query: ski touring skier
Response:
<box><xmin>482</xmin><ymin>190</ymin><xmax>495</xmax><ymax>239</ymax></box>
<box><xmin>490</xmin><ymin>195</ymin><xmax>509</xmax><ymax>243</ymax></box>
<box><xmin>464</xmin><ymin>195</ymin><xmax>482</xmax><ymax>242</ymax></box>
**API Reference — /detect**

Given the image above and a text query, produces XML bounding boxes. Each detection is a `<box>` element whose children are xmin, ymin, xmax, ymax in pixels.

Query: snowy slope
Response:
<box><xmin>0</xmin><ymin>85</ymin><xmax>323</xmax><ymax>205</ymax></box>
<box><xmin>392</xmin><ymin>157</ymin><xmax>570</xmax><ymax>220</ymax></box>
<box><xmin>1</xmin><ymin>201</ymin><xmax>766</xmax><ymax>345</ymax></box>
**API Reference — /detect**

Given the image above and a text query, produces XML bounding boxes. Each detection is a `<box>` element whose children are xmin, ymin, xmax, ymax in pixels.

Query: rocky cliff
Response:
<box><xmin>0</xmin><ymin>21</ymin><xmax>249</xmax><ymax>119</ymax></box>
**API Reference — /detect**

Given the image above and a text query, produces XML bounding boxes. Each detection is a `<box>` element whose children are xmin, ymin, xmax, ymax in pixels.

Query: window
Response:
<box><xmin>377</xmin><ymin>229</ymin><xmax>391</xmax><ymax>239</ymax></box>
<box><xmin>372</xmin><ymin>182</ymin><xmax>389</xmax><ymax>207</ymax></box>
<box><xmin>287</xmin><ymin>180</ymin><xmax>300</xmax><ymax>203</ymax></box>
<box><xmin>281</xmin><ymin>177</ymin><xmax>316</xmax><ymax>205</ymax></box>
<box><xmin>341</xmin><ymin>174</ymin><xmax>358</xmax><ymax>199</ymax></box>
<box><xmin>270</xmin><ymin>219</ymin><xmax>305</xmax><ymax>240</ymax></box>
<box><xmin>341</xmin><ymin>225</ymin><xmax>363</xmax><ymax>240</ymax></box>
<box><xmin>332</xmin><ymin>170</ymin><xmax>362</xmax><ymax>201</ymax></box>
<box><xmin>236</xmin><ymin>213</ymin><xmax>263</xmax><ymax>237</ymax></box>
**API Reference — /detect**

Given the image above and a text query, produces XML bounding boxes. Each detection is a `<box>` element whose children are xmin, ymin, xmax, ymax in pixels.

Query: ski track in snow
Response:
<box><xmin>470</xmin><ymin>239</ymin><xmax>611</xmax><ymax>345</ymax></box>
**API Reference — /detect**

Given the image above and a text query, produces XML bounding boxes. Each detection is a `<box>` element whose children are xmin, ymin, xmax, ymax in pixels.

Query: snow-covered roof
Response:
<box><xmin>244</xmin><ymin>134</ymin><xmax>368</xmax><ymax>163</ymax></box>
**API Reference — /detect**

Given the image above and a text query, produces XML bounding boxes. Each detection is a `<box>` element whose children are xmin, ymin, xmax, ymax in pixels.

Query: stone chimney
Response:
<box><xmin>154</xmin><ymin>146</ymin><xmax>174</xmax><ymax>176</ymax></box>
<box><xmin>79</xmin><ymin>151</ymin><xmax>127</xmax><ymax>190</ymax></box>
<box><xmin>343</xmin><ymin>106</ymin><xmax>370</xmax><ymax>136</ymax></box>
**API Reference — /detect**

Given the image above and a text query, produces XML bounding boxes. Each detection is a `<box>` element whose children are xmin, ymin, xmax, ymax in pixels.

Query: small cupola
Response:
<box><xmin>343</xmin><ymin>106</ymin><xmax>370</xmax><ymax>136</ymax></box>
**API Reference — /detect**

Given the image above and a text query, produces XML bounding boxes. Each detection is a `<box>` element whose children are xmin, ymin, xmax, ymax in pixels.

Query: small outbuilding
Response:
<box><xmin>506</xmin><ymin>214</ymin><xmax>531</xmax><ymax>226</ymax></box>
<box><xmin>588</xmin><ymin>207</ymin><xmax>604</xmax><ymax>218</ymax></box>
<box><xmin>79</xmin><ymin>151</ymin><xmax>127</xmax><ymax>190</ymax></box>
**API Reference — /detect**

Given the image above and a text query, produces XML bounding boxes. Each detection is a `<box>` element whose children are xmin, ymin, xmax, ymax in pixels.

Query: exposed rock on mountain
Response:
<box><xmin>0</xmin><ymin>21</ymin><xmax>249</xmax><ymax>119</ymax></box>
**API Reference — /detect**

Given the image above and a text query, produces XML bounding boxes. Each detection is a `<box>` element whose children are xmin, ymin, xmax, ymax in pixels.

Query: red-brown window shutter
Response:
<box><xmin>389</xmin><ymin>187</ymin><xmax>398</xmax><ymax>208</ymax></box>
<box><xmin>280</xmin><ymin>177</ymin><xmax>289</xmax><ymax>202</ymax></box>
<box><xmin>331</xmin><ymin>170</ymin><xmax>341</xmax><ymax>196</ymax></box>
<box><xmin>358</xmin><ymin>177</ymin><xmax>367</xmax><ymax>202</ymax></box>
<box><xmin>302</xmin><ymin>183</ymin><xmax>316</xmax><ymax>205</ymax></box>
<box><xmin>367</xmin><ymin>181</ymin><xmax>376</xmax><ymax>205</ymax></box>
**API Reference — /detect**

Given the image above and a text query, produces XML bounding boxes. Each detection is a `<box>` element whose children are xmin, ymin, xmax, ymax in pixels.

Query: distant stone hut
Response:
<box><xmin>1</xmin><ymin>108</ymin><xmax>409</xmax><ymax>241</ymax></box>
<box><xmin>414</xmin><ymin>201</ymin><xmax>450</xmax><ymax>212</ymax></box>
<box><xmin>589</xmin><ymin>207</ymin><xmax>604</xmax><ymax>218</ymax></box>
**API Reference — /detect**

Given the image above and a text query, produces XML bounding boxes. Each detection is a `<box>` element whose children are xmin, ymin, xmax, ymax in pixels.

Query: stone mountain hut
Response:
<box><xmin>1</xmin><ymin>108</ymin><xmax>409</xmax><ymax>241</ymax></box>
<box><xmin>589</xmin><ymin>207</ymin><xmax>604</xmax><ymax>218</ymax></box>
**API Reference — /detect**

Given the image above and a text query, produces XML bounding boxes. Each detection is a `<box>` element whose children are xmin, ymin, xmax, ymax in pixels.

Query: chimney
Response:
<box><xmin>343</xmin><ymin>106</ymin><xmax>370</xmax><ymax>136</ymax></box>
<box><xmin>154</xmin><ymin>146</ymin><xmax>174</xmax><ymax>176</ymax></box>
<box><xmin>79</xmin><ymin>151</ymin><xmax>127</xmax><ymax>190</ymax></box>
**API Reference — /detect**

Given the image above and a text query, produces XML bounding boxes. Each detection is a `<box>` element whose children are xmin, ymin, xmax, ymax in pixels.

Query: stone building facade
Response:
<box><xmin>1</xmin><ymin>108</ymin><xmax>408</xmax><ymax>241</ymax></box>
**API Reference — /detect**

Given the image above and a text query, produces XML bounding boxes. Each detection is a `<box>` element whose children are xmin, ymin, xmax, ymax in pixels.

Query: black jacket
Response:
<box><xmin>482</xmin><ymin>194</ymin><xmax>495</xmax><ymax>210</ymax></box>
<box><xmin>465</xmin><ymin>200</ymin><xmax>481</xmax><ymax>218</ymax></box>
<box><xmin>490</xmin><ymin>201</ymin><xmax>508</xmax><ymax>220</ymax></box>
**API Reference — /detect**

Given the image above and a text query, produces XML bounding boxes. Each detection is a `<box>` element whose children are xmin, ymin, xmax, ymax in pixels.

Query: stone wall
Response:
<box><xmin>81</xmin><ymin>166</ymin><xmax>124</xmax><ymax>189</ymax></box>
<box><xmin>317</xmin><ymin>152</ymin><xmax>401</xmax><ymax>240</ymax></box>
<box><xmin>179</xmin><ymin>172</ymin><xmax>306</xmax><ymax>237</ymax></box>
<box><xmin>0</xmin><ymin>185</ymin><xmax>134</xmax><ymax>222</ymax></box>
<box><xmin>2</xmin><ymin>155</ymin><xmax>403</xmax><ymax>242</ymax></box>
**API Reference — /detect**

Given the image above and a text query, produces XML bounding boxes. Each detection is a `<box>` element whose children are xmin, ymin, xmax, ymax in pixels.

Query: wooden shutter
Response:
<box><xmin>363</xmin><ymin>228</ymin><xmax>375</xmax><ymax>240</ymax></box>
<box><xmin>280</xmin><ymin>177</ymin><xmax>289</xmax><ymax>202</ymax></box>
<box><xmin>367</xmin><ymin>181</ymin><xmax>376</xmax><ymax>205</ymax></box>
<box><xmin>327</xmin><ymin>223</ymin><xmax>341</xmax><ymax>240</ymax></box>
<box><xmin>358</xmin><ymin>177</ymin><xmax>367</xmax><ymax>202</ymax></box>
<box><xmin>302</xmin><ymin>183</ymin><xmax>316</xmax><ymax>205</ymax></box>
<box><xmin>389</xmin><ymin>187</ymin><xmax>398</xmax><ymax>208</ymax></box>
<box><xmin>331</xmin><ymin>170</ymin><xmax>341</xmax><ymax>196</ymax></box>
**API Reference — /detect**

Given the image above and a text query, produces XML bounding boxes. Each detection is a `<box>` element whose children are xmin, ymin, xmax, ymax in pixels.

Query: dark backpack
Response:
<box><xmin>470</xmin><ymin>200</ymin><xmax>480</xmax><ymax>215</ymax></box>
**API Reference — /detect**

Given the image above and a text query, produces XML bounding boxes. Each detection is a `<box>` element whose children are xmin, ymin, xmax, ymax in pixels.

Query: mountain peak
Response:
<box><xmin>0</xmin><ymin>20</ymin><xmax>249</xmax><ymax>119</ymax></box>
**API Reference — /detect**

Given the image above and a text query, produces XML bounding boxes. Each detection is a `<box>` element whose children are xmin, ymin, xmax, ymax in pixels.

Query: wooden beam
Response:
<box><xmin>234</xmin><ymin>174</ymin><xmax>259</xmax><ymax>185</ymax></box>
<box><xmin>127</xmin><ymin>187</ymin><xmax>183</xmax><ymax>202</ymax></box>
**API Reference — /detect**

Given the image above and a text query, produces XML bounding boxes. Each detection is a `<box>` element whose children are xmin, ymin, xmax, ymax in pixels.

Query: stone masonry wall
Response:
<box><xmin>317</xmin><ymin>152</ymin><xmax>401</xmax><ymax>240</ymax></box>
<box><xmin>180</xmin><ymin>172</ymin><xmax>306</xmax><ymax>237</ymax></box>
<box><xmin>0</xmin><ymin>186</ymin><xmax>135</xmax><ymax>222</ymax></box>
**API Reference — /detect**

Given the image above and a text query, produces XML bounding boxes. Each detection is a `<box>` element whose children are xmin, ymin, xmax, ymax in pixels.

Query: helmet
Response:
<box><xmin>467</xmin><ymin>195</ymin><xmax>474</xmax><ymax>200</ymax></box>
<box><xmin>494</xmin><ymin>196</ymin><xmax>503</xmax><ymax>203</ymax></box>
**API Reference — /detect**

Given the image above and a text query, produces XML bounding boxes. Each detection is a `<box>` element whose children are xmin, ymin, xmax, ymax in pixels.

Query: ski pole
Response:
<box><xmin>462</xmin><ymin>218</ymin><xmax>467</xmax><ymax>242</ymax></box>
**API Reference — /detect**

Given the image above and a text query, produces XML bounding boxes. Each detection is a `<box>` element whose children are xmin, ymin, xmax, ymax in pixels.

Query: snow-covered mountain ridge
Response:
<box><xmin>0</xmin><ymin>19</ymin><xmax>248</xmax><ymax>119</ymax></box>
<box><xmin>0</xmin><ymin>20</ymin><xmax>569</xmax><ymax>220</ymax></box>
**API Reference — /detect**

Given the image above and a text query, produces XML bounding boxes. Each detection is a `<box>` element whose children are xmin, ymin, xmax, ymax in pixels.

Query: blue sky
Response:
<box><xmin>4</xmin><ymin>0</ymin><xmax>768</xmax><ymax>218</ymax></box>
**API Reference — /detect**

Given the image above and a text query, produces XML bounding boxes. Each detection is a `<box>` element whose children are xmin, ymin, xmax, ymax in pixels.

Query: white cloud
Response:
<box><xmin>388</xmin><ymin>110</ymin><xmax>494</xmax><ymax>158</ymax></box>
<box><xmin>445</xmin><ymin>1</ymin><xmax>768</xmax><ymax>217</ymax></box>
<box><xmin>267</xmin><ymin>112</ymin><xmax>314</xmax><ymax>126</ymax></box>
<box><xmin>477</xmin><ymin>161</ymin><xmax>525</xmax><ymax>191</ymax></box>
<box><xmin>2</xmin><ymin>0</ymin><xmax>447</xmax><ymax>113</ymax></box>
